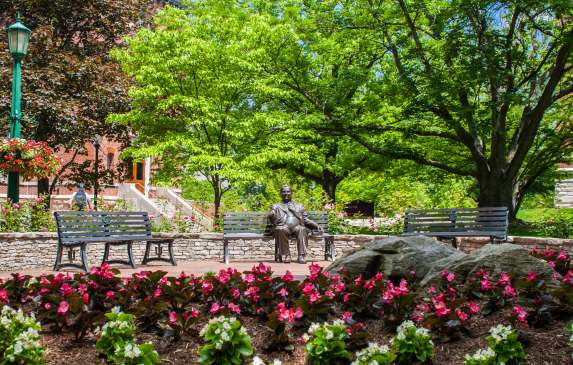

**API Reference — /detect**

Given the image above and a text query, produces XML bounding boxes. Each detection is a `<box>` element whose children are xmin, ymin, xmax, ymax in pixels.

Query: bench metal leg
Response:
<box><xmin>324</xmin><ymin>237</ymin><xmax>336</xmax><ymax>261</ymax></box>
<box><xmin>127</xmin><ymin>242</ymin><xmax>135</xmax><ymax>269</ymax></box>
<box><xmin>223</xmin><ymin>238</ymin><xmax>229</xmax><ymax>264</ymax></box>
<box><xmin>53</xmin><ymin>244</ymin><xmax>63</xmax><ymax>271</ymax></box>
<box><xmin>142</xmin><ymin>240</ymin><xmax>176</xmax><ymax>266</ymax></box>
<box><xmin>102</xmin><ymin>241</ymin><xmax>136</xmax><ymax>269</ymax></box>
<box><xmin>80</xmin><ymin>243</ymin><xmax>89</xmax><ymax>272</ymax></box>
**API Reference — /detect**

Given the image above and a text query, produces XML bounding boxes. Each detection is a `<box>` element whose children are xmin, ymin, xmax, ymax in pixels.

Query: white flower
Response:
<box><xmin>489</xmin><ymin>324</ymin><xmax>513</xmax><ymax>342</ymax></box>
<box><xmin>271</xmin><ymin>360</ymin><xmax>282</xmax><ymax>365</ymax></box>
<box><xmin>111</xmin><ymin>306</ymin><xmax>122</xmax><ymax>314</ymax></box>
<box><xmin>123</xmin><ymin>342</ymin><xmax>142</xmax><ymax>359</ymax></box>
<box><xmin>464</xmin><ymin>347</ymin><xmax>496</xmax><ymax>361</ymax></box>
<box><xmin>251</xmin><ymin>356</ymin><xmax>265</xmax><ymax>365</ymax></box>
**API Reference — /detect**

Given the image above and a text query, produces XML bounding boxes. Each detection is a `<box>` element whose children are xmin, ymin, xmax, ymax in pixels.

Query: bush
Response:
<box><xmin>304</xmin><ymin>320</ymin><xmax>352</xmax><ymax>365</ymax></box>
<box><xmin>0</xmin><ymin>198</ymin><xmax>54</xmax><ymax>232</ymax></box>
<box><xmin>0</xmin><ymin>307</ymin><xmax>44</xmax><ymax>365</ymax></box>
<box><xmin>198</xmin><ymin>316</ymin><xmax>253</xmax><ymax>365</ymax></box>
<box><xmin>351</xmin><ymin>342</ymin><xmax>396</xmax><ymax>365</ymax></box>
<box><xmin>463</xmin><ymin>347</ymin><xmax>496</xmax><ymax>365</ymax></box>
<box><xmin>391</xmin><ymin>320</ymin><xmax>434</xmax><ymax>364</ymax></box>
<box><xmin>96</xmin><ymin>307</ymin><xmax>160</xmax><ymax>365</ymax></box>
<box><xmin>486</xmin><ymin>324</ymin><xmax>526</xmax><ymax>365</ymax></box>
<box><xmin>566</xmin><ymin>322</ymin><xmax>573</xmax><ymax>359</ymax></box>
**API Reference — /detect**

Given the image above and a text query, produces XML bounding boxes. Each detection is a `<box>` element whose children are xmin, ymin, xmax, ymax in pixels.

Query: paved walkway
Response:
<box><xmin>0</xmin><ymin>259</ymin><xmax>329</xmax><ymax>279</ymax></box>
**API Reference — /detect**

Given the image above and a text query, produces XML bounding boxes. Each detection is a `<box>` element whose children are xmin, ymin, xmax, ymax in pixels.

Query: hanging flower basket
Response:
<box><xmin>0</xmin><ymin>138</ymin><xmax>61</xmax><ymax>180</ymax></box>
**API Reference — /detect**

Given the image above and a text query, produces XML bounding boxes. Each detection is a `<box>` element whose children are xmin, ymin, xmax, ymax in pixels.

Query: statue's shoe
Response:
<box><xmin>283</xmin><ymin>254</ymin><xmax>291</xmax><ymax>264</ymax></box>
<box><xmin>298</xmin><ymin>256</ymin><xmax>306</xmax><ymax>264</ymax></box>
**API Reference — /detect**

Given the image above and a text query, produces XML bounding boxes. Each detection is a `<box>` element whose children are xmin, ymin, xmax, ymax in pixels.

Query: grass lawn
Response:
<box><xmin>510</xmin><ymin>208</ymin><xmax>573</xmax><ymax>238</ymax></box>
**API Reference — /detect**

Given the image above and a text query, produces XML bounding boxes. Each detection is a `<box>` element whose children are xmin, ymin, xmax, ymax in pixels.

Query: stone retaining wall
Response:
<box><xmin>0</xmin><ymin>233</ymin><xmax>571</xmax><ymax>272</ymax></box>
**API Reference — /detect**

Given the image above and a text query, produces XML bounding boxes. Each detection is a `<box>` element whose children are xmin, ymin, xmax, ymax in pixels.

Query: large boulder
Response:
<box><xmin>327</xmin><ymin>235</ymin><xmax>464</xmax><ymax>280</ymax></box>
<box><xmin>420</xmin><ymin>243</ymin><xmax>556</xmax><ymax>287</ymax></box>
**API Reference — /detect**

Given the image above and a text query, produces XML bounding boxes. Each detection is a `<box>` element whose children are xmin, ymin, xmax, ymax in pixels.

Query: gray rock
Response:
<box><xmin>420</xmin><ymin>243</ymin><xmax>556</xmax><ymax>286</ymax></box>
<box><xmin>327</xmin><ymin>235</ymin><xmax>462</xmax><ymax>279</ymax></box>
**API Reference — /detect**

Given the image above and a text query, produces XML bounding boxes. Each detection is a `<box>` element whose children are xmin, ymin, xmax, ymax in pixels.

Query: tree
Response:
<box><xmin>109</xmin><ymin>3</ymin><xmax>272</xmax><ymax>218</ymax></box>
<box><xmin>0</xmin><ymin>1</ymin><xmax>152</xmax><ymax>202</ymax></box>
<box><xmin>245</xmin><ymin>0</ymin><xmax>388</xmax><ymax>203</ymax></box>
<box><xmin>322</xmin><ymin>0</ymin><xmax>573</xmax><ymax>218</ymax></box>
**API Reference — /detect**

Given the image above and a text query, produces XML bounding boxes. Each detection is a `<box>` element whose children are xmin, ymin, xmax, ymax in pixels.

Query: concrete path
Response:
<box><xmin>0</xmin><ymin>259</ymin><xmax>330</xmax><ymax>279</ymax></box>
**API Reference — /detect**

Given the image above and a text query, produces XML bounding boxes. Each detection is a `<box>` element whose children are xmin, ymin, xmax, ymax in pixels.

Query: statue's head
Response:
<box><xmin>280</xmin><ymin>185</ymin><xmax>292</xmax><ymax>203</ymax></box>
<box><xmin>78</xmin><ymin>183</ymin><xmax>85</xmax><ymax>191</ymax></box>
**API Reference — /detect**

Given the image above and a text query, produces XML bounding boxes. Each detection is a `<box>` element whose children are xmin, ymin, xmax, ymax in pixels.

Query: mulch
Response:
<box><xmin>41</xmin><ymin>311</ymin><xmax>572</xmax><ymax>365</ymax></box>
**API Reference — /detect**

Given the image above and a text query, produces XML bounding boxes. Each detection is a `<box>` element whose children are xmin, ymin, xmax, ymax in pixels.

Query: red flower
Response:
<box><xmin>83</xmin><ymin>293</ymin><xmax>89</xmax><ymax>305</ymax></box>
<box><xmin>43</xmin><ymin>303</ymin><xmax>52</xmax><ymax>310</ymax></box>
<box><xmin>245</xmin><ymin>286</ymin><xmax>260</xmax><ymax>301</ymax></box>
<box><xmin>282</xmin><ymin>271</ymin><xmax>294</xmax><ymax>283</ymax></box>
<box><xmin>526</xmin><ymin>271</ymin><xmax>538</xmax><ymax>282</ymax></box>
<box><xmin>169</xmin><ymin>311</ymin><xmax>177</xmax><ymax>324</ymax></box>
<box><xmin>513</xmin><ymin>305</ymin><xmax>528</xmax><ymax>323</ymax></box>
<box><xmin>60</xmin><ymin>283</ymin><xmax>74</xmax><ymax>297</ymax></box>
<box><xmin>105</xmin><ymin>291</ymin><xmax>115</xmax><ymax>300</ymax></box>
<box><xmin>276</xmin><ymin>303</ymin><xmax>303</xmax><ymax>323</ymax></box>
<box><xmin>341</xmin><ymin>311</ymin><xmax>353</xmax><ymax>322</ymax></box>
<box><xmin>441</xmin><ymin>270</ymin><xmax>455</xmax><ymax>283</ymax></box>
<box><xmin>278</xmin><ymin>288</ymin><xmax>289</xmax><ymax>298</ymax></box>
<box><xmin>480</xmin><ymin>278</ymin><xmax>492</xmax><ymax>291</ymax></box>
<box><xmin>209</xmin><ymin>302</ymin><xmax>222</xmax><ymax>314</ymax></box>
<box><xmin>227</xmin><ymin>302</ymin><xmax>241</xmax><ymax>314</ymax></box>
<box><xmin>57</xmin><ymin>300</ymin><xmax>69</xmax><ymax>315</ymax></box>
<box><xmin>0</xmin><ymin>288</ymin><xmax>8</xmax><ymax>303</ymax></box>
<box><xmin>201</xmin><ymin>281</ymin><xmax>213</xmax><ymax>295</ymax></box>
<box><xmin>433</xmin><ymin>298</ymin><xmax>451</xmax><ymax>317</ymax></box>
<box><xmin>498</xmin><ymin>272</ymin><xmax>511</xmax><ymax>286</ymax></box>
<box><xmin>503</xmin><ymin>285</ymin><xmax>517</xmax><ymax>298</ymax></box>
<box><xmin>230</xmin><ymin>287</ymin><xmax>241</xmax><ymax>299</ymax></box>
<box><xmin>456</xmin><ymin>309</ymin><xmax>468</xmax><ymax>321</ymax></box>
<box><xmin>468</xmin><ymin>302</ymin><xmax>480</xmax><ymax>315</ymax></box>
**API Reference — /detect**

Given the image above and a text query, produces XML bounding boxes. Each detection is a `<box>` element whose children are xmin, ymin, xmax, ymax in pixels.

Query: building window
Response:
<box><xmin>136</xmin><ymin>162</ymin><xmax>144</xmax><ymax>180</ymax></box>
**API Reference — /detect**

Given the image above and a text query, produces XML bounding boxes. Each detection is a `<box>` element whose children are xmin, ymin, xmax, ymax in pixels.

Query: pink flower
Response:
<box><xmin>468</xmin><ymin>302</ymin><xmax>480</xmax><ymax>315</ymax></box>
<box><xmin>57</xmin><ymin>300</ymin><xmax>69</xmax><ymax>315</ymax></box>
<box><xmin>499</xmin><ymin>272</ymin><xmax>511</xmax><ymax>286</ymax></box>
<box><xmin>245</xmin><ymin>286</ymin><xmax>260</xmax><ymax>302</ymax></box>
<box><xmin>433</xmin><ymin>298</ymin><xmax>451</xmax><ymax>317</ymax></box>
<box><xmin>548</xmin><ymin>261</ymin><xmax>556</xmax><ymax>269</ymax></box>
<box><xmin>256</xmin><ymin>262</ymin><xmax>270</xmax><ymax>274</ymax></box>
<box><xmin>209</xmin><ymin>302</ymin><xmax>222</xmax><ymax>314</ymax></box>
<box><xmin>202</xmin><ymin>281</ymin><xmax>213</xmax><ymax>295</ymax></box>
<box><xmin>481</xmin><ymin>278</ymin><xmax>492</xmax><ymax>291</ymax></box>
<box><xmin>441</xmin><ymin>270</ymin><xmax>455</xmax><ymax>283</ymax></box>
<box><xmin>397</xmin><ymin>279</ymin><xmax>409</xmax><ymax>295</ymax></box>
<box><xmin>217</xmin><ymin>270</ymin><xmax>231</xmax><ymax>284</ymax></box>
<box><xmin>154</xmin><ymin>287</ymin><xmax>162</xmax><ymax>298</ymax></box>
<box><xmin>43</xmin><ymin>303</ymin><xmax>51</xmax><ymax>310</ymax></box>
<box><xmin>83</xmin><ymin>293</ymin><xmax>89</xmax><ymax>305</ymax></box>
<box><xmin>230</xmin><ymin>287</ymin><xmax>241</xmax><ymax>299</ymax></box>
<box><xmin>309</xmin><ymin>292</ymin><xmax>321</xmax><ymax>304</ymax></box>
<box><xmin>503</xmin><ymin>285</ymin><xmax>517</xmax><ymax>298</ymax></box>
<box><xmin>227</xmin><ymin>302</ymin><xmax>241</xmax><ymax>314</ymax></box>
<box><xmin>343</xmin><ymin>293</ymin><xmax>351</xmax><ymax>303</ymax></box>
<box><xmin>334</xmin><ymin>282</ymin><xmax>346</xmax><ymax>293</ymax></box>
<box><xmin>0</xmin><ymin>288</ymin><xmax>8</xmax><ymax>303</ymax></box>
<box><xmin>244</xmin><ymin>274</ymin><xmax>256</xmax><ymax>284</ymax></box>
<box><xmin>60</xmin><ymin>283</ymin><xmax>74</xmax><ymax>297</ymax></box>
<box><xmin>282</xmin><ymin>271</ymin><xmax>294</xmax><ymax>283</ymax></box>
<box><xmin>526</xmin><ymin>271</ymin><xmax>538</xmax><ymax>282</ymax></box>
<box><xmin>185</xmin><ymin>308</ymin><xmax>199</xmax><ymax>319</ymax></box>
<box><xmin>169</xmin><ymin>311</ymin><xmax>178</xmax><ymax>324</ymax></box>
<box><xmin>513</xmin><ymin>305</ymin><xmax>528</xmax><ymax>323</ymax></box>
<box><xmin>302</xmin><ymin>283</ymin><xmax>315</xmax><ymax>296</ymax></box>
<box><xmin>278</xmin><ymin>288</ymin><xmax>289</xmax><ymax>298</ymax></box>
<box><xmin>105</xmin><ymin>291</ymin><xmax>115</xmax><ymax>300</ymax></box>
<box><xmin>354</xmin><ymin>275</ymin><xmax>364</xmax><ymax>286</ymax></box>
<box><xmin>40</xmin><ymin>277</ymin><xmax>50</xmax><ymax>286</ymax></box>
<box><xmin>427</xmin><ymin>286</ymin><xmax>437</xmax><ymax>295</ymax></box>
<box><xmin>557</xmin><ymin>250</ymin><xmax>569</xmax><ymax>261</ymax></box>
<box><xmin>363</xmin><ymin>279</ymin><xmax>375</xmax><ymax>291</ymax></box>
<box><xmin>374</xmin><ymin>272</ymin><xmax>384</xmax><ymax>282</ymax></box>
<box><xmin>325</xmin><ymin>290</ymin><xmax>335</xmax><ymax>299</ymax></box>
<box><xmin>276</xmin><ymin>303</ymin><xmax>303</xmax><ymax>323</ymax></box>
<box><xmin>456</xmin><ymin>309</ymin><xmax>468</xmax><ymax>321</ymax></box>
<box><xmin>341</xmin><ymin>311</ymin><xmax>353</xmax><ymax>322</ymax></box>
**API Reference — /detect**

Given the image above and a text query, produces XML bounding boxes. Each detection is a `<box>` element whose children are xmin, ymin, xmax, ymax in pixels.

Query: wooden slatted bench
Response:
<box><xmin>53</xmin><ymin>211</ymin><xmax>177</xmax><ymax>272</ymax></box>
<box><xmin>223</xmin><ymin>211</ymin><xmax>334</xmax><ymax>264</ymax></box>
<box><xmin>403</xmin><ymin>207</ymin><xmax>509</xmax><ymax>245</ymax></box>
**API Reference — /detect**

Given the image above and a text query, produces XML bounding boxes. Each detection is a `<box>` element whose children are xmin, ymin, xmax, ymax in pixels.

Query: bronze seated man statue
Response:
<box><xmin>268</xmin><ymin>185</ymin><xmax>322</xmax><ymax>264</ymax></box>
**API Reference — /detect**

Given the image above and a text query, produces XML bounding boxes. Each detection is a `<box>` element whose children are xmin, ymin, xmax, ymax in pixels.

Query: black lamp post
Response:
<box><xmin>93</xmin><ymin>135</ymin><xmax>102</xmax><ymax>211</ymax></box>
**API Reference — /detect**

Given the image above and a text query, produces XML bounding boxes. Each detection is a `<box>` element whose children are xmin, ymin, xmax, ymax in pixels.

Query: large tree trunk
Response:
<box><xmin>477</xmin><ymin>174</ymin><xmax>518</xmax><ymax>220</ymax></box>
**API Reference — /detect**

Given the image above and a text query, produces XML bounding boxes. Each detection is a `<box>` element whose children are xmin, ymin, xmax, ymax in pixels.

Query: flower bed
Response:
<box><xmin>0</xmin><ymin>249</ymin><xmax>572</xmax><ymax>364</ymax></box>
<box><xmin>0</xmin><ymin>139</ymin><xmax>60</xmax><ymax>180</ymax></box>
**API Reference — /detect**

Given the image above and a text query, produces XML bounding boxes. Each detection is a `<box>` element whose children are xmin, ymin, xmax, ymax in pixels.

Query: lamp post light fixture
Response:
<box><xmin>6</xmin><ymin>14</ymin><xmax>31</xmax><ymax>203</ymax></box>
<box><xmin>93</xmin><ymin>135</ymin><xmax>102</xmax><ymax>211</ymax></box>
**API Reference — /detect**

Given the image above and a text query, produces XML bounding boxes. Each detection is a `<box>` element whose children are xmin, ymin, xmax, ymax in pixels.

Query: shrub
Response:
<box><xmin>463</xmin><ymin>347</ymin><xmax>496</xmax><ymax>365</ymax></box>
<box><xmin>0</xmin><ymin>307</ymin><xmax>44</xmax><ymax>365</ymax></box>
<box><xmin>391</xmin><ymin>320</ymin><xmax>434</xmax><ymax>364</ymax></box>
<box><xmin>96</xmin><ymin>307</ymin><xmax>159</xmax><ymax>365</ymax></box>
<box><xmin>198</xmin><ymin>316</ymin><xmax>253</xmax><ymax>365</ymax></box>
<box><xmin>304</xmin><ymin>320</ymin><xmax>352</xmax><ymax>365</ymax></box>
<box><xmin>566</xmin><ymin>322</ymin><xmax>573</xmax><ymax>359</ymax></box>
<box><xmin>351</xmin><ymin>342</ymin><xmax>397</xmax><ymax>365</ymax></box>
<box><xmin>0</xmin><ymin>198</ymin><xmax>54</xmax><ymax>233</ymax></box>
<box><xmin>486</xmin><ymin>324</ymin><xmax>526</xmax><ymax>365</ymax></box>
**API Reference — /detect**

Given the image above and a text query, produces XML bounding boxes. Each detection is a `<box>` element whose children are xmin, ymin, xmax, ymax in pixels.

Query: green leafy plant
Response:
<box><xmin>304</xmin><ymin>320</ymin><xmax>352</xmax><ymax>365</ymax></box>
<box><xmin>351</xmin><ymin>342</ymin><xmax>397</xmax><ymax>365</ymax></box>
<box><xmin>0</xmin><ymin>307</ymin><xmax>44</xmax><ymax>365</ymax></box>
<box><xmin>391</xmin><ymin>320</ymin><xmax>434</xmax><ymax>364</ymax></box>
<box><xmin>95</xmin><ymin>307</ymin><xmax>160</xmax><ymax>365</ymax></box>
<box><xmin>566</xmin><ymin>322</ymin><xmax>573</xmax><ymax>359</ymax></box>
<box><xmin>485</xmin><ymin>324</ymin><xmax>526</xmax><ymax>365</ymax></box>
<box><xmin>463</xmin><ymin>347</ymin><xmax>497</xmax><ymax>365</ymax></box>
<box><xmin>198</xmin><ymin>316</ymin><xmax>253</xmax><ymax>365</ymax></box>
